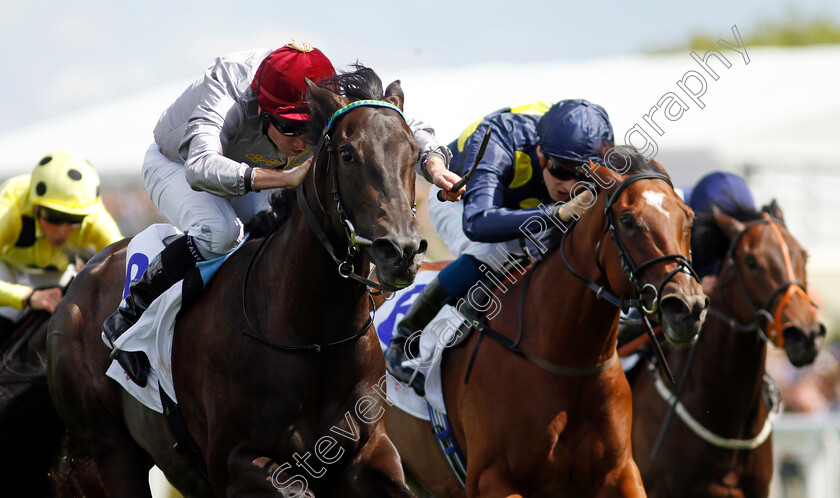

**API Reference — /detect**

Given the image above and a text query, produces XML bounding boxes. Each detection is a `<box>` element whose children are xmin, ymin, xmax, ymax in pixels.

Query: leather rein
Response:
<box><xmin>466</xmin><ymin>172</ymin><xmax>696</xmax><ymax>380</ymax></box>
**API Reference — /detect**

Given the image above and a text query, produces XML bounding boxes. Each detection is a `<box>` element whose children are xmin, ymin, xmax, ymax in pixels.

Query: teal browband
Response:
<box><xmin>326</xmin><ymin>100</ymin><xmax>405</xmax><ymax>130</ymax></box>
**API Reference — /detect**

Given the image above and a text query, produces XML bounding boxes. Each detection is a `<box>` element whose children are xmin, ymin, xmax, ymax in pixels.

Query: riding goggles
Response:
<box><xmin>268</xmin><ymin>114</ymin><xmax>308</xmax><ymax>137</ymax></box>
<box><xmin>546</xmin><ymin>156</ymin><xmax>586</xmax><ymax>181</ymax></box>
<box><xmin>38</xmin><ymin>207</ymin><xmax>85</xmax><ymax>227</ymax></box>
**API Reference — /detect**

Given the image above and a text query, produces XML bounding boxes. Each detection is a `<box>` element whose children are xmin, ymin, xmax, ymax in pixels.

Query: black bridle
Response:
<box><xmin>562</xmin><ymin>172</ymin><xmax>699</xmax><ymax>315</ymax></box>
<box><xmin>464</xmin><ymin>172</ymin><xmax>697</xmax><ymax>382</ymax></box>
<box><xmin>241</xmin><ymin>99</ymin><xmax>409</xmax><ymax>353</ymax></box>
<box><xmin>561</xmin><ymin>172</ymin><xmax>699</xmax><ymax>384</ymax></box>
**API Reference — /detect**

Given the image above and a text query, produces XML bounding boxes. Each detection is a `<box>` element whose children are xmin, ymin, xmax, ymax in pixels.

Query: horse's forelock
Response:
<box><xmin>305</xmin><ymin>63</ymin><xmax>384</xmax><ymax>143</ymax></box>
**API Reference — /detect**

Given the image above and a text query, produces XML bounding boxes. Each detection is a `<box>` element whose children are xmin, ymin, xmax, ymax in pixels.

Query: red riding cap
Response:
<box><xmin>251</xmin><ymin>42</ymin><xmax>336</xmax><ymax>121</ymax></box>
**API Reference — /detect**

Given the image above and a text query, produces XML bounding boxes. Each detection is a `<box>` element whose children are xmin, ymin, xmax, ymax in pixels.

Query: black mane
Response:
<box><xmin>305</xmin><ymin>63</ymin><xmax>384</xmax><ymax>145</ymax></box>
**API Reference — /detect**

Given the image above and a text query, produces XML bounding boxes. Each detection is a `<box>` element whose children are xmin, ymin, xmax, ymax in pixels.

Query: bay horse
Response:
<box><xmin>387</xmin><ymin>150</ymin><xmax>708</xmax><ymax>497</ymax></box>
<box><xmin>630</xmin><ymin>200</ymin><xmax>825</xmax><ymax>497</ymax></box>
<box><xmin>47</xmin><ymin>67</ymin><xmax>426</xmax><ymax>497</ymax></box>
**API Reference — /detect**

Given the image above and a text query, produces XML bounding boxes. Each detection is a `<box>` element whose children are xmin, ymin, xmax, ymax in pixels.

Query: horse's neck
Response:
<box><xmin>680</xmin><ymin>284</ymin><xmax>768</xmax><ymax>428</ymax></box>
<box><xmin>254</xmin><ymin>210</ymin><xmax>370</xmax><ymax>337</ymax></box>
<box><xmin>525</xmin><ymin>215</ymin><xmax>620</xmax><ymax>364</ymax></box>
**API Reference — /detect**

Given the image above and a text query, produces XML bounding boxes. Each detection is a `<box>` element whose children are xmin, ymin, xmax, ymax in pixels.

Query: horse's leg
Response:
<box><xmin>337</xmin><ymin>426</ymin><xmax>413</xmax><ymax>497</ymax></box>
<box><xmin>226</xmin><ymin>444</ymin><xmax>315</xmax><ymax>498</ymax></box>
<box><xmin>86</xmin><ymin>429</ymin><xmax>154</xmax><ymax>498</ymax></box>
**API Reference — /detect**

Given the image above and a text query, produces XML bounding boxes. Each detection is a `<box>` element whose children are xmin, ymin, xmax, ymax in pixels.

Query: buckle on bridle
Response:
<box><xmin>640</xmin><ymin>283</ymin><xmax>659</xmax><ymax>315</ymax></box>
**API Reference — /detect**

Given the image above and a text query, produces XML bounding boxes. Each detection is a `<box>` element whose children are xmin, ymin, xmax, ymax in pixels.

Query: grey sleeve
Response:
<box><xmin>407</xmin><ymin>116</ymin><xmax>452</xmax><ymax>182</ymax></box>
<box><xmin>179</xmin><ymin>77</ymin><xmax>251</xmax><ymax>197</ymax></box>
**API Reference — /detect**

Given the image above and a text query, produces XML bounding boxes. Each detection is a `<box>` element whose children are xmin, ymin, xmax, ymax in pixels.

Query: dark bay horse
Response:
<box><xmin>388</xmin><ymin>150</ymin><xmax>708</xmax><ymax>497</ymax></box>
<box><xmin>0</xmin><ymin>311</ymin><xmax>64</xmax><ymax>496</ymax></box>
<box><xmin>47</xmin><ymin>67</ymin><xmax>426</xmax><ymax>497</ymax></box>
<box><xmin>630</xmin><ymin>201</ymin><xmax>825</xmax><ymax>497</ymax></box>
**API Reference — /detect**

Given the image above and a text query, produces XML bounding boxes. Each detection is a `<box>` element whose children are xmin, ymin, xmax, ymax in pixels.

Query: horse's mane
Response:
<box><xmin>304</xmin><ymin>63</ymin><xmax>385</xmax><ymax>145</ymax></box>
<box><xmin>246</xmin><ymin>64</ymin><xmax>386</xmax><ymax>238</ymax></box>
<box><xmin>691</xmin><ymin>198</ymin><xmax>766</xmax><ymax>278</ymax></box>
<box><xmin>604</xmin><ymin>146</ymin><xmax>665</xmax><ymax>175</ymax></box>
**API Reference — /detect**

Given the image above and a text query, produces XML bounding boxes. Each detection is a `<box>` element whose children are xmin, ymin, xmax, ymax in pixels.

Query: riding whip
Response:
<box><xmin>436</xmin><ymin>126</ymin><xmax>493</xmax><ymax>201</ymax></box>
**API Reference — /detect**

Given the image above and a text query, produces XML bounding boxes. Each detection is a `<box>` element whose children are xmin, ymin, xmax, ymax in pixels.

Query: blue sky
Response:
<box><xmin>1</xmin><ymin>0</ymin><xmax>838</xmax><ymax>132</ymax></box>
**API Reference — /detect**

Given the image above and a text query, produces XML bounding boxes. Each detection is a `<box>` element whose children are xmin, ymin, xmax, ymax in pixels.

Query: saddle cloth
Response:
<box><xmin>103</xmin><ymin>224</ymin><xmax>240</xmax><ymax>413</ymax></box>
<box><xmin>375</xmin><ymin>269</ymin><xmax>466</xmax><ymax>421</ymax></box>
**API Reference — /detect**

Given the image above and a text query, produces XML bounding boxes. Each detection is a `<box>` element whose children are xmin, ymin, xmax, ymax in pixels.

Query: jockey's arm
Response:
<box><xmin>407</xmin><ymin>117</ymin><xmax>463</xmax><ymax>201</ymax></box>
<box><xmin>460</xmin><ymin>136</ymin><xmax>552</xmax><ymax>243</ymax></box>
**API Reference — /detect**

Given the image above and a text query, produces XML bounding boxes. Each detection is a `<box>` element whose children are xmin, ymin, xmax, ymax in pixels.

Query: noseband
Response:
<box><xmin>708</xmin><ymin>213</ymin><xmax>816</xmax><ymax>347</ymax></box>
<box><xmin>563</xmin><ymin>172</ymin><xmax>699</xmax><ymax>316</ymax></box>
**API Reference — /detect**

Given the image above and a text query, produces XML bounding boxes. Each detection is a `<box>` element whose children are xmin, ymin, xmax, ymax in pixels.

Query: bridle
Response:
<box><xmin>241</xmin><ymin>99</ymin><xmax>409</xmax><ymax>353</ymax></box>
<box><xmin>649</xmin><ymin>211</ymin><xmax>804</xmax><ymax>460</ymax></box>
<box><xmin>563</xmin><ymin>172</ymin><xmax>699</xmax><ymax>316</ymax></box>
<box><xmin>465</xmin><ymin>171</ymin><xmax>698</xmax><ymax>381</ymax></box>
<box><xmin>708</xmin><ymin>212</ymin><xmax>816</xmax><ymax>347</ymax></box>
<box><xmin>298</xmin><ymin>99</ymin><xmax>410</xmax><ymax>292</ymax></box>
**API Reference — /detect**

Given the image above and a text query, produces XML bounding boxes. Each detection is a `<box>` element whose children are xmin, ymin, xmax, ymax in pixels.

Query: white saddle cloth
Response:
<box><xmin>375</xmin><ymin>270</ymin><xmax>465</xmax><ymax>420</ymax></box>
<box><xmin>103</xmin><ymin>224</ymin><xmax>238</xmax><ymax>413</ymax></box>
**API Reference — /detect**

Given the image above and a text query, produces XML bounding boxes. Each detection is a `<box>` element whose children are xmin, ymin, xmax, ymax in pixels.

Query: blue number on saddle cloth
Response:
<box><xmin>375</xmin><ymin>285</ymin><xmax>426</xmax><ymax>349</ymax></box>
<box><xmin>107</xmin><ymin>224</ymin><xmax>247</xmax><ymax>414</ymax></box>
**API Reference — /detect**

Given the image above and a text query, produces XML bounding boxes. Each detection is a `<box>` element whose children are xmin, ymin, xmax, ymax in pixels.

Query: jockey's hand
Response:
<box><xmin>253</xmin><ymin>158</ymin><xmax>312</xmax><ymax>191</ymax></box>
<box><xmin>427</xmin><ymin>155</ymin><xmax>464</xmax><ymax>202</ymax></box>
<box><xmin>25</xmin><ymin>287</ymin><xmax>63</xmax><ymax>313</ymax></box>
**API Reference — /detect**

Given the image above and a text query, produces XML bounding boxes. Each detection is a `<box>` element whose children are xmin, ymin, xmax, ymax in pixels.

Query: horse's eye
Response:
<box><xmin>744</xmin><ymin>254</ymin><xmax>759</xmax><ymax>270</ymax></box>
<box><xmin>620</xmin><ymin>215</ymin><xmax>636</xmax><ymax>230</ymax></box>
<box><xmin>340</xmin><ymin>149</ymin><xmax>354</xmax><ymax>164</ymax></box>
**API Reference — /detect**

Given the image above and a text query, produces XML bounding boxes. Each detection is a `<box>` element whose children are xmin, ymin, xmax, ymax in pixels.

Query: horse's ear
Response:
<box><xmin>383</xmin><ymin>80</ymin><xmax>405</xmax><ymax>111</ymax></box>
<box><xmin>763</xmin><ymin>199</ymin><xmax>784</xmax><ymax>221</ymax></box>
<box><xmin>594</xmin><ymin>162</ymin><xmax>622</xmax><ymax>186</ymax></box>
<box><xmin>305</xmin><ymin>78</ymin><xmax>348</xmax><ymax>118</ymax></box>
<box><xmin>711</xmin><ymin>205</ymin><xmax>745</xmax><ymax>240</ymax></box>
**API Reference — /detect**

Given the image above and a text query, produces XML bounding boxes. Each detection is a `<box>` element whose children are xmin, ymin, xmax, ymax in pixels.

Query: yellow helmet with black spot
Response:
<box><xmin>29</xmin><ymin>150</ymin><xmax>101</xmax><ymax>216</ymax></box>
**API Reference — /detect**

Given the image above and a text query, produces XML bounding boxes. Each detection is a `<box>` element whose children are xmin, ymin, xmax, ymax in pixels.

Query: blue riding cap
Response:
<box><xmin>689</xmin><ymin>171</ymin><xmax>755</xmax><ymax>218</ymax></box>
<box><xmin>537</xmin><ymin>99</ymin><xmax>614</xmax><ymax>163</ymax></box>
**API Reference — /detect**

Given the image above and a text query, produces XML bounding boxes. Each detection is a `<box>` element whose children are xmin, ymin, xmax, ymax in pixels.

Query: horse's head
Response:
<box><xmin>711</xmin><ymin>201</ymin><xmax>825</xmax><ymax>367</ymax></box>
<box><xmin>595</xmin><ymin>149</ymin><xmax>708</xmax><ymax>345</ymax></box>
<box><xmin>302</xmin><ymin>67</ymin><xmax>426</xmax><ymax>290</ymax></box>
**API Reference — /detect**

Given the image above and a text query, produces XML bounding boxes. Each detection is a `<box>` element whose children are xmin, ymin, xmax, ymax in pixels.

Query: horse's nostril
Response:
<box><xmin>818</xmin><ymin>323</ymin><xmax>827</xmax><ymax>337</ymax></box>
<box><xmin>660</xmin><ymin>296</ymin><xmax>689</xmax><ymax>319</ymax></box>
<box><xmin>371</xmin><ymin>237</ymin><xmax>426</xmax><ymax>265</ymax></box>
<box><xmin>371</xmin><ymin>239</ymin><xmax>401</xmax><ymax>263</ymax></box>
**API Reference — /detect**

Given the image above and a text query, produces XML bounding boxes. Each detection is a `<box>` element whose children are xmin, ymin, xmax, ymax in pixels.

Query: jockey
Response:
<box><xmin>386</xmin><ymin>99</ymin><xmax>615</xmax><ymax>390</ymax></box>
<box><xmin>104</xmin><ymin>41</ymin><xmax>462</xmax><ymax>387</ymax></box>
<box><xmin>687</xmin><ymin>170</ymin><xmax>755</xmax><ymax>280</ymax></box>
<box><xmin>0</xmin><ymin>151</ymin><xmax>122</xmax><ymax>338</ymax></box>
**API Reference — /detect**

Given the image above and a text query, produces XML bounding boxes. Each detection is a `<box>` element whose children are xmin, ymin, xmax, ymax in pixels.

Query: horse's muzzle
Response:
<box><xmin>659</xmin><ymin>293</ymin><xmax>709</xmax><ymax>345</ymax></box>
<box><xmin>370</xmin><ymin>235</ymin><xmax>427</xmax><ymax>287</ymax></box>
<box><xmin>783</xmin><ymin>322</ymin><xmax>826</xmax><ymax>367</ymax></box>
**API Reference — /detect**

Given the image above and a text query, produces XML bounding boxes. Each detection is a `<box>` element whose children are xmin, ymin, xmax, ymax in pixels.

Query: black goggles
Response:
<box><xmin>546</xmin><ymin>156</ymin><xmax>586</xmax><ymax>181</ymax></box>
<box><xmin>38</xmin><ymin>207</ymin><xmax>84</xmax><ymax>227</ymax></box>
<box><xmin>267</xmin><ymin>115</ymin><xmax>307</xmax><ymax>137</ymax></box>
